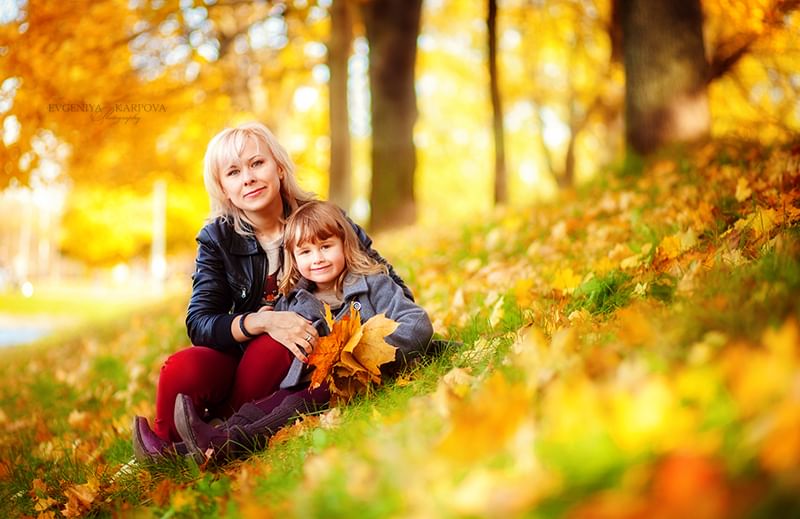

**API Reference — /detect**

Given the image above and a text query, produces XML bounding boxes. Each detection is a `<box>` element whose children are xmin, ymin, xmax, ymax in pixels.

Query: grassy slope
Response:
<box><xmin>2</xmin><ymin>140</ymin><xmax>799</xmax><ymax>518</ymax></box>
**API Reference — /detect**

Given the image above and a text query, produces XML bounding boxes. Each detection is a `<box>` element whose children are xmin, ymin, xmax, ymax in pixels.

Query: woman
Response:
<box><xmin>132</xmin><ymin>122</ymin><xmax>410</xmax><ymax>461</ymax></box>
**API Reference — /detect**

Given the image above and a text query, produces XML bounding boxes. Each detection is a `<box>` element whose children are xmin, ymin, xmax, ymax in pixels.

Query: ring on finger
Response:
<box><xmin>305</xmin><ymin>333</ymin><xmax>312</xmax><ymax>343</ymax></box>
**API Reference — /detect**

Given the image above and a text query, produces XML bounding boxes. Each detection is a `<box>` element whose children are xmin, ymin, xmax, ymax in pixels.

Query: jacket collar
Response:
<box><xmin>229</xmin><ymin>232</ymin><xmax>260</xmax><ymax>255</ymax></box>
<box><xmin>224</xmin><ymin>219</ymin><xmax>261</xmax><ymax>255</ymax></box>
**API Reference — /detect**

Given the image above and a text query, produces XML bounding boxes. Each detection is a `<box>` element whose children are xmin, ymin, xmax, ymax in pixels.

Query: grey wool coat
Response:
<box><xmin>275</xmin><ymin>272</ymin><xmax>434</xmax><ymax>388</ymax></box>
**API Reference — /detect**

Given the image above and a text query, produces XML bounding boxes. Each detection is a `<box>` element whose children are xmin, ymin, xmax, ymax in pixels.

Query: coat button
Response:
<box><xmin>353</xmin><ymin>301</ymin><xmax>361</xmax><ymax>310</ymax></box>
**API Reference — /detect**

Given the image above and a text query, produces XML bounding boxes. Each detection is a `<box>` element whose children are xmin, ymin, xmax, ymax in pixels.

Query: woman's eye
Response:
<box><xmin>252</xmin><ymin>159</ymin><xmax>263</xmax><ymax>167</ymax></box>
<box><xmin>226</xmin><ymin>169</ymin><xmax>239</xmax><ymax>176</ymax></box>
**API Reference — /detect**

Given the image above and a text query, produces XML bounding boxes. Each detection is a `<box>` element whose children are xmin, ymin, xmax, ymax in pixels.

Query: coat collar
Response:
<box><xmin>288</xmin><ymin>273</ymin><xmax>368</xmax><ymax>301</ymax></box>
<box><xmin>342</xmin><ymin>273</ymin><xmax>368</xmax><ymax>297</ymax></box>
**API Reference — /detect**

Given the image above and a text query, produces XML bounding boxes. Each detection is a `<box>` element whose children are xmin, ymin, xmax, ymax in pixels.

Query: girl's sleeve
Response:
<box><xmin>366</xmin><ymin>275</ymin><xmax>434</xmax><ymax>373</ymax></box>
<box><xmin>185</xmin><ymin>226</ymin><xmax>241</xmax><ymax>351</ymax></box>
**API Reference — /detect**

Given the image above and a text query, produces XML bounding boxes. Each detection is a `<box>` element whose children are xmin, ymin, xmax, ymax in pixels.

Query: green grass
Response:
<box><xmin>567</xmin><ymin>270</ymin><xmax>633</xmax><ymax>316</ymax></box>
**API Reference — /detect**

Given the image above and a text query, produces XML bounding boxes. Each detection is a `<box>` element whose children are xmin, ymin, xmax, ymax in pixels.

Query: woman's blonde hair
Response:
<box><xmin>280</xmin><ymin>200</ymin><xmax>387</xmax><ymax>295</ymax></box>
<box><xmin>203</xmin><ymin>122</ymin><xmax>314</xmax><ymax>236</ymax></box>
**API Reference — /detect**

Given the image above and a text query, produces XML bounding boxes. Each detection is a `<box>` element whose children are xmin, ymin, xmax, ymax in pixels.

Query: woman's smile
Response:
<box><xmin>244</xmin><ymin>186</ymin><xmax>266</xmax><ymax>198</ymax></box>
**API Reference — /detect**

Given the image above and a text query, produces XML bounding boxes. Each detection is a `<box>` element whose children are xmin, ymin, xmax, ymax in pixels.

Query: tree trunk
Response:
<box><xmin>327</xmin><ymin>0</ymin><xmax>353</xmax><ymax>210</ymax></box>
<box><xmin>531</xmin><ymin>103</ymin><xmax>556</xmax><ymax>181</ymax></box>
<box><xmin>562</xmin><ymin>133</ymin><xmax>576</xmax><ymax>188</ymax></box>
<box><xmin>622</xmin><ymin>0</ymin><xmax>710</xmax><ymax>155</ymax></box>
<box><xmin>361</xmin><ymin>0</ymin><xmax>422</xmax><ymax>231</ymax></box>
<box><xmin>488</xmin><ymin>0</ymin><xmax>508</xmax><ymax>205</ymax></box>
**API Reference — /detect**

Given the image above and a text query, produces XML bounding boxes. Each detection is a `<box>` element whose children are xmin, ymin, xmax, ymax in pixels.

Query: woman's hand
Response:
<box><xmin>251</xmin><ymin>310</ymin><xmax>318</xmax><ymax>362</ymax></box>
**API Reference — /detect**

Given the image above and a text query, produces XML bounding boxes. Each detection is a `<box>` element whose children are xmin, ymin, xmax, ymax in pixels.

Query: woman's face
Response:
<box><xmin>219</xmin><ymin>136</ymin><xmax>283</xmax><ymax>219</ymax></box>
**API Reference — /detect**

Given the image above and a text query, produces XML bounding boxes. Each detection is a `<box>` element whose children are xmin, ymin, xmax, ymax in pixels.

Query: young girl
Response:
<box><xmin>132</xmin><ymin>123</ymin><xmax>410</xmax><ymax>462</ymax></box>
<box><xmin>172</xmin><ymin>201</ymin><xmax>433</xmax><ymax>463</ymax></box>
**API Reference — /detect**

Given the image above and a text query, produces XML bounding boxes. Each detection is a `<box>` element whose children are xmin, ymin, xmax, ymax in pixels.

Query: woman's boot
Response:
<box><xmin>174</xmin><ymin>386</ymin><xmax>330</xmax><ymax>464</ymax></box>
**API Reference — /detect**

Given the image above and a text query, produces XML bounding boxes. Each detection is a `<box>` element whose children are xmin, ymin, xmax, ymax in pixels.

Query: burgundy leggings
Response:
<box><xmin>153</xmin><ymin>334</ymin><xmax>293</xmax><ymax>442</ymax></box>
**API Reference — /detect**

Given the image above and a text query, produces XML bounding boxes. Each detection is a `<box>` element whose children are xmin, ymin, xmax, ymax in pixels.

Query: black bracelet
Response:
<box><xmin>238</xmin><ymin>312</ymin><xmax>257</xmax><ymax>339</ymax></box>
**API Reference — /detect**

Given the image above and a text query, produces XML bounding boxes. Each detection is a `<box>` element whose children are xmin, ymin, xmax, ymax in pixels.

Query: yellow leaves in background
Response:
<box><xmin>552</xmin><ymin>268</ymin><xmax>582</xmax><ymax>293</ymax></box>
<box><xmin>732</xmin><ymin>207</ymin><xmax>778</xmax><ymax>241</ymax></box>
<box><xmin>307</xmin><ymin>303</ymin><xmax>398</xmax><ymax>402</ymax></box>
<box><xmin>658</xmin><ymin>229</ymin><xmax>698</xmax><ymax>261</ymax></box>
<box><xmin>620</xmin><ymin>243</ymin><xmax>652</xmax><ymax>270</ymax></box>
<box><xmin>437</xmin><ymin>372</ymin><xmax>532</xmax><ymax>462</ymax></box>
<box><xmin>735</xmin><ymin>177</ymin><xmax>752</xmax><ymax>201</ymax></box>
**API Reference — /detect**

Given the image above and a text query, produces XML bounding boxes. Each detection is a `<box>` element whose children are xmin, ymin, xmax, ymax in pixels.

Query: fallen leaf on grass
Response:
<box><xmin>61</xmin><ymin>479</ymin><xmax>98</xmax><ymax>517</ymax></box>
<box><xmin>319</xmin><ymin>407</ymin><xmax>342</xmax><ymax>429</ymax></box>
<box><xmin>268</xmin><ymin>415</ymin><xmax>320</xmax><ymax>447</ymax></box>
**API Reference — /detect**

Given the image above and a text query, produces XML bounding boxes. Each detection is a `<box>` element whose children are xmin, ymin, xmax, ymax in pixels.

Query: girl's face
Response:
<box><xmin>293</xmin><ymin>235</ymin><xmax>346</xmax><ymax>291</ymax></box>
<box><xmin>219</xmin><ymin>137</ymin><xmax>283</xmax><ymax>219</ymax></box>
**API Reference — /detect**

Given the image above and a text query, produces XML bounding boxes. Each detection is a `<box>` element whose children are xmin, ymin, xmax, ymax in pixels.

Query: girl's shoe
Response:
<box><xmin>174</xmin><ymin>386</ymin><xmax>330</xmax><ymax>464</ymax></box>
<box><xmin>131</xmin><ymin>415</ymin><xmax>187</xmax><ymax>462</ymax></box>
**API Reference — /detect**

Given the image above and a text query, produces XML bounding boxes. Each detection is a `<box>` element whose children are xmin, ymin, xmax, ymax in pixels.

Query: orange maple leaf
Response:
<box><xmin>307</xmin><ymin>304</ymin><xmax>360</xmax><ymax>389</ymax></box>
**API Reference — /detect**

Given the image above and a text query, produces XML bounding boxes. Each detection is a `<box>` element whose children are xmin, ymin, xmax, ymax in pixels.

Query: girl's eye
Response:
<box><xmin>296</xmin><ymin>249</ymin><xmax>310</xmax><ymax>256</ymax></box>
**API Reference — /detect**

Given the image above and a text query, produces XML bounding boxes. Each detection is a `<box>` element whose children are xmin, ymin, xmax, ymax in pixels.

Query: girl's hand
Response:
<box><xmin>254</xmin><ymin>310</ymin><xmax>318</xmax><ymax>362</ymax></box>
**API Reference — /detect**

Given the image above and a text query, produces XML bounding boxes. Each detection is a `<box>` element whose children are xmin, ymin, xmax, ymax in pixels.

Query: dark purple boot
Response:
<box><xmin>131</xmin><ymin>416</ymin><xmax>188</xmax><ymax>463</ymax></box>
<box><xmin>174</xmin><ymin>386</ymin><xmax>330</xmax><ymax>464</ymax></box>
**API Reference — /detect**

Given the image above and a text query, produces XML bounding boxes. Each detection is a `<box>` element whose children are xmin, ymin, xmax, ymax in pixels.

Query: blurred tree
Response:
<box><xmin>505</xmin><ymin>0</ymin><xmax>622</xmax><ymax>189</ymax></box>
<box><xmin>620</xmin><ymin>0</ymin><xmax>710</xmax><ymax>155</ymax></box>
<box><xmin>361</xmin><ymin>0</ymin><xmax>423</xmax><ymax>231</ymax></box>
<box><xmin>488</xmin><ymin>0</ymin><xmax>508</xmax><ymax>204</ymax></box>
<box><xmin>327</xmin><ymin>0</ymin><xmax>353</xmax><ymax>210</ymax></box>
<box><xmin>615</xmin><ymin>0</ymin><xmax>800</xmax><ymax>154</ymax></box>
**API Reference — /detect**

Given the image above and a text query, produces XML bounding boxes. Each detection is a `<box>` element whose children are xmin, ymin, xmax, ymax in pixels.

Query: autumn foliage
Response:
<box><xmin>307</xmin><ymin>304</ymin><xmax>398</xmax><ymax>402</ymax></box>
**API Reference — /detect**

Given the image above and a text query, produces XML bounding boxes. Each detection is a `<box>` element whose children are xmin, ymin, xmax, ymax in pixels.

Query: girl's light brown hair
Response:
<box><xmin>280</xmin><ymin>201</ymin><xmax>387</xmax><ymax>295</ymax></box>
<box><xmin>203</xmin><ymin>121</ymin><xmax>314</xmax><ymax>236</ymax></box>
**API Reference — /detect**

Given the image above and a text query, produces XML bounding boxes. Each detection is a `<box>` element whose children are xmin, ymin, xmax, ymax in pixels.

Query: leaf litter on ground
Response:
<box><xmin>1</xmin><ymin>140</ymin><xmax>800</xmax><ymax>517</ymax></box>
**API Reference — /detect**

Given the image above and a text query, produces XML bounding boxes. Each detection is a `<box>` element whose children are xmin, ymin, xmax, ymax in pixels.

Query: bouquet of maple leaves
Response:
<box><xmin>306</xmin><ymin>303</ymin><xmax>399</xmax><ymax>402</ymax></box>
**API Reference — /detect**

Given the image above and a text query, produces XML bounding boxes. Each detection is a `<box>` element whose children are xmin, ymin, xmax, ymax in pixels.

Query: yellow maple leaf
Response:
<box><xmin>354</xmin><ymin>313</ymin><xmax>398</xmax><ymax>382</ymax></box>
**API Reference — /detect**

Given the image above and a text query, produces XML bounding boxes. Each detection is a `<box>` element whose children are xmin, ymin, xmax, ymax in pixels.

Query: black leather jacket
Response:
<box><xmin>185</xmin><ymin>216</ymin><xmax>412</xmax><ymax>352</ymax></box>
